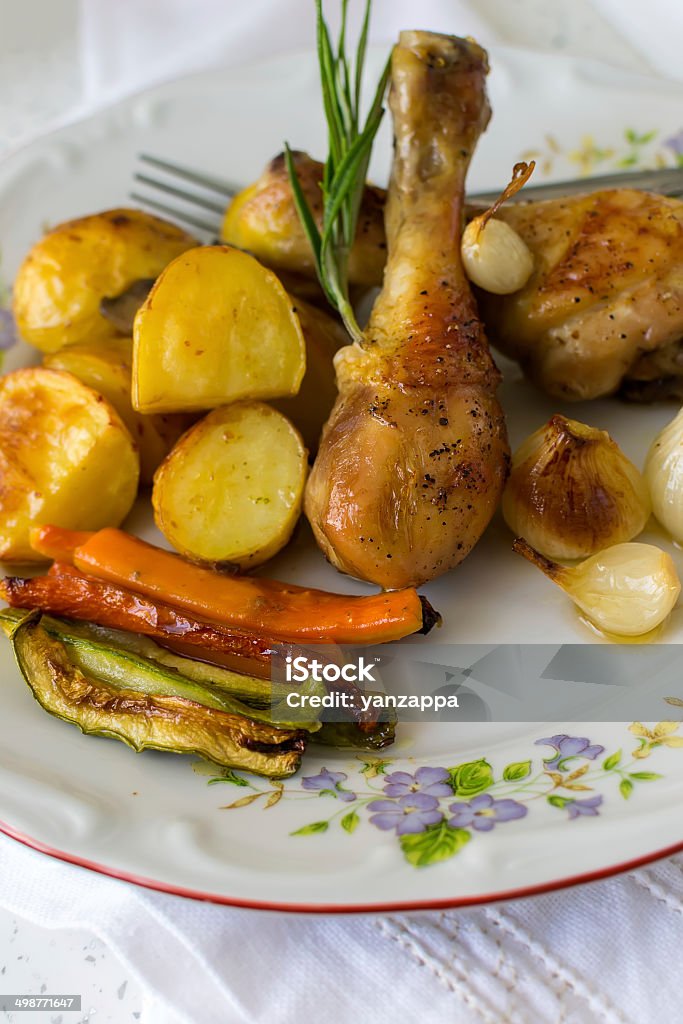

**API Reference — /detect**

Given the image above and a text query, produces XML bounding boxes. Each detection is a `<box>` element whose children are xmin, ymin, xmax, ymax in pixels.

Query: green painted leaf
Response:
<box><xmin>291</xmin><ymin>820</ymin><xmax>329</xmax><ymax>836</ymax></box>
<box><xmin>207</xmin><ymin>769</ymin><xmax>248</xmax><ymax>787</ymax></box>
<box><xmin>620</xmin><ymin>779</ymin><xmax>634</xmax><ymax>799</ymax></box>
<box><xmin>547</xmin><ymin>795</ymin><xmax>570</xmax><ymax>809</ymax></box>
<box><xmin>448</xmin><ymin>758</ymin><xmax>494</xmax><ymax>797</ymax></box>
<box><xmin>629</xmin><ymin>772</ymin><xmax>662</xmax><ymax>781</ymax></box>
<box><xmin>602</xmin><ymin>750</ymin><xmax>622</xmax><ymax>771</ymax></box>
<box><xmin>341</xmin><ymin>811</ymin><xmax>360</xmax><ymax>834</ymax></box>
<box><xmin>503</xmin><ymin>760</ymin><xmax>532</xmax><ymax>782</ymax></box>
<box><xmin>400</xmin><ymin>823</ymin><xmax>471</xmax><ymax>868</ymax></box>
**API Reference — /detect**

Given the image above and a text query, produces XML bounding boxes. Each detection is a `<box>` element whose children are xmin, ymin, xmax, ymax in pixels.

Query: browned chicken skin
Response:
<box><xmin>303</xmin><ymin>32</ymin><xmax>509</xmax><ymax>590</ymax></box>
<box><xmin>224</xmin><ymin>160</ymin><xmax>683</xmax><ymax>404</ymax></box>
<box><xmin>478</xmin><ymin>189</ymin><xmax>683</xmax><ymax>401</ymax></box>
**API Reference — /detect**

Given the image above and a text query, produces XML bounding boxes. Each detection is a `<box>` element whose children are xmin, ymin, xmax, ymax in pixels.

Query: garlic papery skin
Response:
<box><xmin>513</xmin><ymin>538</ymin><xmax>681</xmax><ymax>638</ymax></box>
<box><xmin>644</xmin><ymin>407</ymin><xmax>683</xmax><ymax>543</ymax></box>
<box><xmin>503</xmin><ymin>415</ymin><xmax>651</xmax><ymax>560</ymax></box>
<box><xmin>461</xmin><ymin>217</ymin><xmax>534</xmax><ymax>295</ymax></box>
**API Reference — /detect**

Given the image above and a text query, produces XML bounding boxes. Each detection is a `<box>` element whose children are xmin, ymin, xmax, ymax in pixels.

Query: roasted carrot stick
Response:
<box><xmin>3</xmin><ymin>565</ymin><xmax>278</xmax><ymax>678</ymax></box>
<box><xmin>31</xmin><ymin>526</ymin><xmax>438</xmax><ymax>643</ymax></box>
<box><xmin>2</xmin><ymin>565</ymin><xmax>384</xmax><ymax>731</ymax></box>
<box><xmin>30</xmin><ymin>526</ymin><xmax>92</xmax><ymax>564</ymax></box>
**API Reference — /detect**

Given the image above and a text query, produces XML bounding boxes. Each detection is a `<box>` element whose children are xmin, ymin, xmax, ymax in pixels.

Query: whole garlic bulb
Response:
<box><xmin>503</xmin><ymin>415</ymin><xmax>651</xmax><ymax>560</ymax></box>
<box><xmin>513</xmin><ymin>538</ymin><xmax>680</xmax><ymax>638</ymax></box>
<box><xmin>461</xmin><ymin>217</ymin><xmax>534</xmax><ymax>294</ymax></box>
<box><xmin>644</xmin><ymin>407</ymin><xmax>683</xmax><ymax>542</ymax></box>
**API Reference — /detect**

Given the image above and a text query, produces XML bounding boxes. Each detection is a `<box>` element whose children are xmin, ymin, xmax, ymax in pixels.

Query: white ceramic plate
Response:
<box><xmin>1</xmin><ymin>45</ymin><xmax>683</xmax><ymax>911</ymax></box>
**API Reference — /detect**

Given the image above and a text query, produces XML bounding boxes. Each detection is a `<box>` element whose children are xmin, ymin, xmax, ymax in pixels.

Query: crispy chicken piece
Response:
<box><xmin>476</xmin><ymin>190</ymin><xmax>683</xmax><ymax>400</ymax></box>
<box><xmin>225</xmin><ymin>159</ymin><xmax>683</xmax><ymax>403</ymax></box>
<box><xmin>304</xmin><ymin>32</ymin><xmax>509</xmax><ymax>590</ymax></box>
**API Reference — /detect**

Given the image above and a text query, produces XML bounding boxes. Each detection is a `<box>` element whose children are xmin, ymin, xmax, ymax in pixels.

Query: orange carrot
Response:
<box><xmin>33</xmin><ymin>527</ymin><xmax>437</xmax><ymax>644</ymax></box>
<box><xmin>3</xmin><ymin>565</ymin><xmax>279</xmax><ymax>678</ymax></box>
<box><xmin>30</xmin><ymin>525</ymin><xmax>92</xmax><ymax>563</ymax></box>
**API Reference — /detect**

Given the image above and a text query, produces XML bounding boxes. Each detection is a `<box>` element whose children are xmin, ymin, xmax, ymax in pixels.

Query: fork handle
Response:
<box><xmin>469</xmin><ymin>165</ymin><xmax>683</xmax><ymax>204</ymax></box>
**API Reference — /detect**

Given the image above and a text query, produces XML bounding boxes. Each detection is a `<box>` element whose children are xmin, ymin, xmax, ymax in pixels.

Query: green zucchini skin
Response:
<box><xmin>0</xmin><ymin>607</ymin><xmax>320</xmax><ymax>730</ymax></box>
<box><xmin>1</xmin><ymin>607</ymin><xmax>397</xmax><ymax>753</ymax></box>
<box><xmin>7</xmin><ymin>612</ymin><xmax>306</xmax><ymax>778</ymax></box>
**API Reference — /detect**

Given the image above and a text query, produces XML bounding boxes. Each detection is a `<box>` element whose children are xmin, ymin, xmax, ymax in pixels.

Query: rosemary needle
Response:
<box><xmin>285</xmin><ymin>0</ymin><xmax>390</xmax><ymax>343</ymax></box>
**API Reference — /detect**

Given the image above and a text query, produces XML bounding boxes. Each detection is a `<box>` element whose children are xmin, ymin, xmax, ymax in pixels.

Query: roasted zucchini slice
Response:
<box><xmin>8</xmin><ymin>613</ymin><xmax>307</xmax><ymax>777</ymax></box>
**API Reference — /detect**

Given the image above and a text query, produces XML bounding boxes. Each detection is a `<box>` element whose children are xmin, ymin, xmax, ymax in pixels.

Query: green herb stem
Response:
<box><xmin>285</xmin><ymin>0</ymin><xmax>390</xmax><ymax>343</ymax></box>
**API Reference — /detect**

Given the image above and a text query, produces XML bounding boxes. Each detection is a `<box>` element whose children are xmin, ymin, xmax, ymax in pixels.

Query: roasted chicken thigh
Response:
<box><xmin>477</xmin><ymin>189</ymin><xmax>683</xmax><ymax>401</ymax></box>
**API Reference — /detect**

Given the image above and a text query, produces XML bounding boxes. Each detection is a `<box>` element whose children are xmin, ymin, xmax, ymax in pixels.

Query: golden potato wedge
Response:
<box><xmin>221</xmin><ymin>151</ymin><xmax>386</xmax><ymax>288</ymax></box>
<box><xmin>0</xmin><ymin>367</ymin><xmax>139</xmax><ymax>562</ymax></box>
<box><xmin>44</xmin><ymin>339</ymin><xmax>191</xmax><ymax>485</ymax></box>
<box><xmin>13</xmin><ymin>209</ymin><xmax>197</xmax><ymax>353</ymax></box>
<box><xmin>152</xmin><ymin>402</ymin><xmax>307</xmax><ymax>569</ymax></box>
<box><xmin>273</xmin><ymin>297</ymin><xmax>346</xmax><ymax>452</ymax></box>
<box><xmin>132</xmin><ymin>246</ymin><xmax>306</xmax><ymax>414</ymax></box>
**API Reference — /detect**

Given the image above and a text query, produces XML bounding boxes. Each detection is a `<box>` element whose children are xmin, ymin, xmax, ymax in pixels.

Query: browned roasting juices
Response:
<box><xmin>304</xmin><ymin>32</ymin><xmax>510</xmax><ymax>590</ymax></box>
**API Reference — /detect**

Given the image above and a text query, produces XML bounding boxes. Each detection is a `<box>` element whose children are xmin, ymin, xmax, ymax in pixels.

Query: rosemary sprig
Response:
<box><xmin>284</xmin><ymin>0</ymin><xmax>390</xmax><ymax>343</ymax></box>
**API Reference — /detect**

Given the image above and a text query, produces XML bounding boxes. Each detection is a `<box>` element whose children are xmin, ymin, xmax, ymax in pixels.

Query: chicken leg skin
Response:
<box><xmin>304</xmin><ymin>31</ymin><xmax>509</xmax><ymax>590</ymax></box>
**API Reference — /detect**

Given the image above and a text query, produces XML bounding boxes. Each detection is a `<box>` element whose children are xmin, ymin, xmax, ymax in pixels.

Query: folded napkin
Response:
<box><xmin>2</xmin><ymin>831</ymin><xmax>682</xmax><ymax>1024</ymax></box>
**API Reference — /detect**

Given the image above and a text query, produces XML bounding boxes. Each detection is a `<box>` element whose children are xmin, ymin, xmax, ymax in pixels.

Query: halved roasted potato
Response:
<box><xmin>132</xmin><ymin>245</ymin><xmax>306</xmax><ymax>413</ymax></box>
<box><xmin>273</xmin><ymin>297</ymin><xmax>346</xmax><ymax>452</ymax></box>
<box><xmin>152</xmin><ymin>402</ymin><xmax>307</xmax><ymax>568</ymax></box>
<box><xmin>44</xmin><ymin>339</ymin><xmax>191</xmax><ymax>484</ymax></box>
<box><xmin>13</xmin><ymin>209</ymin><xmax>197</xmax><ymax>353</ymax></box>
<box><xmin>0</xmin><ymin>367</ymin><xmax>139</xmax><ymax>562</ymax></box>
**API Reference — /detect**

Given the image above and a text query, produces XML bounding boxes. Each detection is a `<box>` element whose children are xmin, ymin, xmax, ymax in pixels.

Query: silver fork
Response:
<box><xmin>131</xmin><ymin>152</ymin><xmax>683</xmax><ymax>235</ymax></box>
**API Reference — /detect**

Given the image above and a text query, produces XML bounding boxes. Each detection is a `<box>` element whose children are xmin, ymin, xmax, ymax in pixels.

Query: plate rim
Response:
<box><xmin>2</xmin><ymin>816</ymin><xmax>681</xmax><ymax>913</ymax></box>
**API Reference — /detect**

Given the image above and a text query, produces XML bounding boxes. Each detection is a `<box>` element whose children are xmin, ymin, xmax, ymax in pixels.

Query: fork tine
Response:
<box><xmin>138</xmin><ymin>154</ymin><xmax>238</xmax><ymax>197</ymax></box>
<box><xmin>129</xmin><ymin>191</ymin><xmax>222</xmax><ymax>235</ymax></box>
<box><xmin>133</xmin><ymin>173</ymin><xmax>227</xmax><ymax>215</ymax></box>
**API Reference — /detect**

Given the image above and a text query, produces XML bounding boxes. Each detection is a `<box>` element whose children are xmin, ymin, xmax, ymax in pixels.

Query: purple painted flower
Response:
<box><xmin>368</xmin><ymin>793</ymin><xmax>443</xmax><ymax>835</ymax></box>
<box><xmin>566</xmin><ymin>795</ymin><xmax>603</xmax><ymax>820</ymax></box>
<box><xmin>382</xmin><ymin>766</ymin><xmax>452</xmax><ymax>798</ymax></box>
<box><xmin>301</xmin><ymin>767</ymin><xmax>356</xmax><ymax>802</ymax></box>
<box><xmin>664</xmin><ymin>129</ymin><xmax>683</xmax><ymax>156</ymax></box>
<box><xmin>448</xmin><ymin>793</ymin><xmax>527</xmax><ymax>832</ymax></box>
<box><xmin>536</xmin><ymin>734</ymin><xmax>605</xmax><ymax>772</ymax></box>
<box><xmin>0</xmin><ymin>308</ymin><xmax>17</xmax><ymax>352</ymax></box>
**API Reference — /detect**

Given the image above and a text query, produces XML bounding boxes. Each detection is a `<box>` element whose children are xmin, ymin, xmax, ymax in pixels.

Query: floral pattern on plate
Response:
<box><xmin>202</xmin><ymin>720</ymin><xmax>683</xmax><ymax>868</ymax></box>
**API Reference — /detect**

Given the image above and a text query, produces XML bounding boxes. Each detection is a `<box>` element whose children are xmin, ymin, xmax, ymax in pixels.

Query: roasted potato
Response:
<box><xmin>152</xmin><ymin>402</ymin><xmax>307</xmax><ymax>569</ymax></box>
<box><xmin>274</xmin><ymin>297</ymin><xmax>346</xmax><ymax>452</ymax></box>
<box><xmin>44</xmin><ymin>339</ymin><xmax>191</xmax><ymax>485</ymax></box>
<box><xmin>132</xmin><ymin>246</ymin><xmax>306</xmax><ymax>414</ymax></box>
<box><xmin>0</xmin><ymin>367</ymin><xmax>139</xmax><ymax>562</ymax></box>
<box><xmin>221</xmin><ymin>151</ymin><xmax>386</xmax><ymax>288</ymax></box>
<box><xmin>13</xmin><ymin>209</ymin><xmax>197</xmax><ymax>353</ymax></box>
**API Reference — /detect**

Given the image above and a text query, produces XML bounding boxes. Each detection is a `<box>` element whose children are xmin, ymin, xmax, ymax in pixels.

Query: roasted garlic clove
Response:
<box><xmin>502</xmin><ymin>415</ymin><xmax>651</xmax><ymax>560</ymax></box>
<box><xmin>513</xmin><ymin>538</ymin><xmax>680</xmax><ymax>638</ymax></box>
<box><xmin>644</xmin><ymin>407</ymin><xmax>683</xmax><ymax>543</ymax></box>
<box><xmin>461</xmin><ymin>217</ymin><xmax>534</xmax><ymax>294</ymax></box>
<box><xmin>461</xmin><ymin>161</ymin><xmax>535</xmax><ymax>295</ymax></box>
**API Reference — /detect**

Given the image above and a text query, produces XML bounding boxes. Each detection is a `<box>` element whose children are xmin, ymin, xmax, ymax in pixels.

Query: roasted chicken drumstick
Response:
<box><xmin>304</xmin><ymin>31</ymin><xmax>509</xmax><ymax>590</ymax></box>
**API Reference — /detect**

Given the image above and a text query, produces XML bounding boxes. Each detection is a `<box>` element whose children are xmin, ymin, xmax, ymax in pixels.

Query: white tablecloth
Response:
<box><xmin>1</xmin><ymin>3</ymin><xmax>682</xmax><ymax>1022</ymax></box>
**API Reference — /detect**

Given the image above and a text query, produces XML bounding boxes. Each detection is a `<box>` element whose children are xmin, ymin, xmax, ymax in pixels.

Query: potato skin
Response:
<box><xmin>13</xmin><ymin>209</ymin><xmax>197</xmax><ymax>353</ymax></box>
<box><xmin>44</xmin><ymin>339</ymin><xmax>192</xmax><ymax>485</ymax></box>
<box><xmin>221</xmin><ymin>151</ymin><xmax>386</xmax><ymax>288</ymax></box>
<box><xmin>152</xmin><ymin>402</ymin><xmax>307</xmax><ymax>569</ymax></box>
<box><xmin>0</xmin><ymin>367</ymin><xmax>140</xmax><ymax>562</ymax></box>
